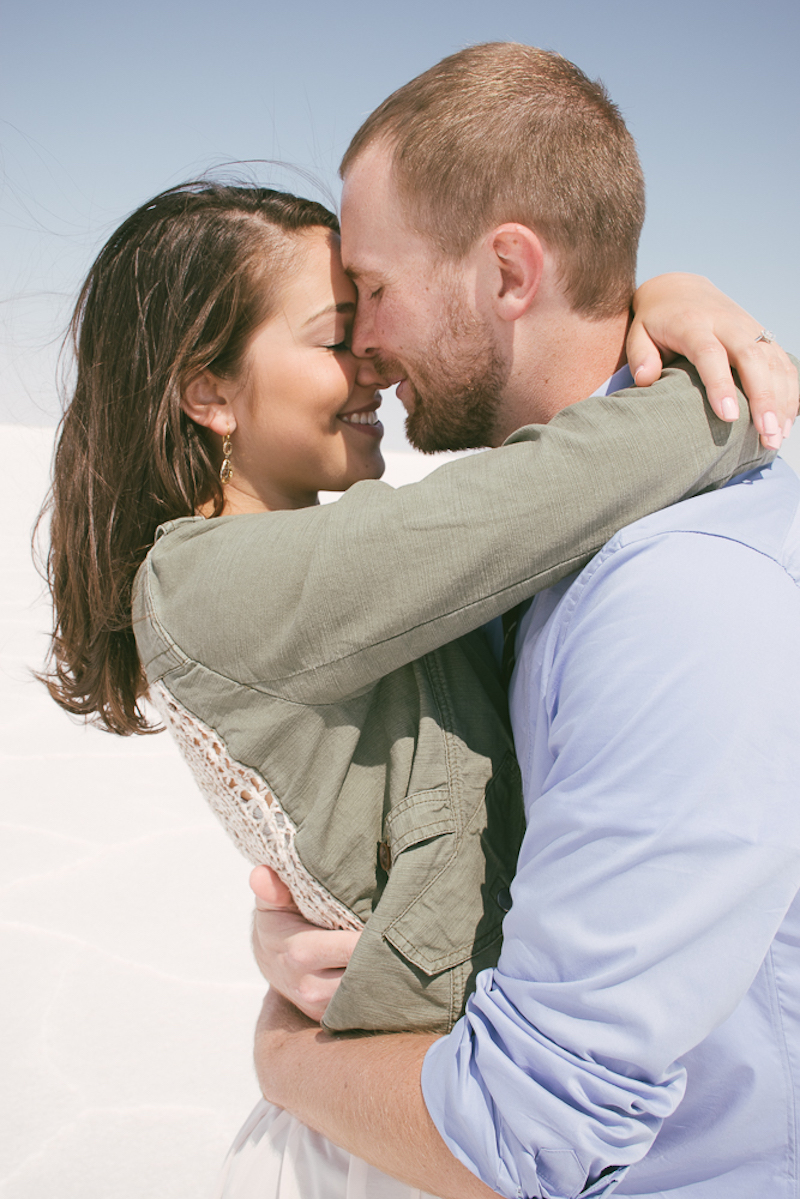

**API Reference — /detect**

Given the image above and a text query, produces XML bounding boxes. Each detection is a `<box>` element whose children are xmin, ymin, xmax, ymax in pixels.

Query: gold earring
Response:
<box><xmin>220</xmin><ymin>428</ymin><xmax>233</xmax><ymax>483</ymax></box>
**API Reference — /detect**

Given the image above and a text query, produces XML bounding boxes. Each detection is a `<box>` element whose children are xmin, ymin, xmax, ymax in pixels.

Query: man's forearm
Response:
<box><xmin>255</xmin><ymin>990</ymin><xmax>499</xmax><ymax>1199</ymax></box>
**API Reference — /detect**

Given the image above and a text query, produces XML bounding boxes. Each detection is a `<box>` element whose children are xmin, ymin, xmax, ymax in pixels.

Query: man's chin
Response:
<box><xmin>405</xmin><ymin>406</ymin><xmax>491</xmax><ymax>455</ymax></box>
<box><xmin>399</xmin><ymin>352</ymin><xmax>505</xmax><ymax>453</ymax></box>
<box><xmin>406</xmin><ymin>428</ymin><xmax>446</xmax><ymax>455</ymax></box>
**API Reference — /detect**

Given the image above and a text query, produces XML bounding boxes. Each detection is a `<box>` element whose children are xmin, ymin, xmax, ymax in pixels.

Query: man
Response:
<box><xmin>250</xmin><ymin>44</ymin><xmax>800</xmax><ymax>1198</ymax></box>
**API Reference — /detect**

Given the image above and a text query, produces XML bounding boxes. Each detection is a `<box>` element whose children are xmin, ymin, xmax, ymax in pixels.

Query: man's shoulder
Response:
<box><xmin>520</xmin><ymin>459</ymin><xmax>800</xmax><ymax>664</ymax></box>
<box><xmin>600</xmin><ymin>457</ymin><xmax>800</xmax><ymax>578</ymax></box>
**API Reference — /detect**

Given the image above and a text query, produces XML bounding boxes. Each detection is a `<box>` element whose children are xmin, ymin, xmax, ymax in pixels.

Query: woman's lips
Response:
<box><xmin>339</xmin><ymin>407</ymin><xmax>383</xmax><ymax>437</ymax></box>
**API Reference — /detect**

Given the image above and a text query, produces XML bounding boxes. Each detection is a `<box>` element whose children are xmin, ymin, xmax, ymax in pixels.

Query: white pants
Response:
<box><xmin>214</xmin><ymin>1100</ymin><xmax>442</xmax><ymax>1199</ymax></box>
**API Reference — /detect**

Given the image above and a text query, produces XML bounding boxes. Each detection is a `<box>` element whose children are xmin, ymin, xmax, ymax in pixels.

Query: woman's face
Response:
<box><xmin>227</xmin><ymin>227</ymin><xmax>385</xmax><ymax>512</ymax></box>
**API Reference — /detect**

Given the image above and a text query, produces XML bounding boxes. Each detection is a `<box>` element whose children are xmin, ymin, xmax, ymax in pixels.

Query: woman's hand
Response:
<box><xmin>250</xmin><ymin>865</ymin><xmax>361</xmax><ymax>1022</ymax></box>
<box><xmin>628</xmin><ymin>274</ymin><xmax>799</xmax><ymax>450</ymax></box>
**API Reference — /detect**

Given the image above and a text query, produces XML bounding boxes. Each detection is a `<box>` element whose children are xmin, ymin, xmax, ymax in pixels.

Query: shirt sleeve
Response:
<box><xmin>136</xmin><ymin>363</ymin><xmax>773</xmax><ymax>704</ymax></box>
<box><xmin>421</xmin><ymin>524</ymin><xmax>800</xmax><ymax>1199</ymax></box>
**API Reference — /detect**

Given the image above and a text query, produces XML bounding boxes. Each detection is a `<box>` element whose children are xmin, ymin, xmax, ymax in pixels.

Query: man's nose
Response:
<box><xmin>354</xmin><ymin>355</ymin><xmax>388</xmax><ymax>389</ymax></box>
<box><xmin>350</xmin><ymin>308</ymin><xmax>376</xmax><ymax>361</ymax></box>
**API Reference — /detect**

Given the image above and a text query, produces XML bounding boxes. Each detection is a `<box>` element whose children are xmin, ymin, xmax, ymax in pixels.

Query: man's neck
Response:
<box><xmin>491</xmin><ymin>308</ymin><xmax>631</xmax><ymax>445</ymax></box>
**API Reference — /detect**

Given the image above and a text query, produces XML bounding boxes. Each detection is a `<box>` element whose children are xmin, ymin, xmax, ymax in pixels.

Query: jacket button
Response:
<box><xmin>379</xmin><ymin>840</ymin><xmax>392</xmax><ymax>874</ymax></box>
<box><xmin>496</xmin><ymin>887</ymin><xmax>512</xmax><ymax>912</ymax></box>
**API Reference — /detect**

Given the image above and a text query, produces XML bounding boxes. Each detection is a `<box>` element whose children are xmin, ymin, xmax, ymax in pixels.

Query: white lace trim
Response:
<box><xmin>149</xmin><ymin>681</ymin><xmax>362</xmax><ymax>933</ymax></box>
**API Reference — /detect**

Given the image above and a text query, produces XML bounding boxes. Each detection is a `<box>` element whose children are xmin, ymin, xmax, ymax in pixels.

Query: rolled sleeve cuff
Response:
<box><xmin>421</xmin><ymin>971</ymin><xmax>668</xmax><ymax>1199</ymax></box>
<box><xmin>423</xmin><ymin>1023</ymin><xmax>630</xmax><ymax>1198</ymax></box>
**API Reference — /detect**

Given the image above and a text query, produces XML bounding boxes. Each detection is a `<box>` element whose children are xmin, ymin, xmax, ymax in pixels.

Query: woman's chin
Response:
<box><xmin>345</xmin><ymin>449</ymin><xmax>386</xmax><ymax>487</ymax></box>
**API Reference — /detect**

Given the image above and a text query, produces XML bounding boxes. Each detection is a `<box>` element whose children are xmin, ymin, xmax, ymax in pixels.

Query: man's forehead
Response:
<box><xmin>341</xmin><ymin>148</ymin><xmax>400</xmax><ymax>243</ymax></box>
<box><xmin>341</xmin><ymin>141</ymin><xmax>395</xmax><ymax>203</ymax></box>
<box><xmin>340</xmin><ymin>149</ymin><xmax>431</xmax><ymax>277</ymax></box>
<box><xmin>338</xmin><ymin>226</ymin><xmax>385</xmax><ymax>282</ymax></box>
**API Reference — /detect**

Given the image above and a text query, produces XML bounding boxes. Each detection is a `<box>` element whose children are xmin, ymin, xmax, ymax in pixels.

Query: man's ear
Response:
<box><xmin>486</xmin><ymin>224</ymin><xmax>544</xmax><ymax>322</ymax></box>
<box><xmin>180</xmin><ymin>370</ymin><xmax>236</xmax><ymax>437</ymax></box>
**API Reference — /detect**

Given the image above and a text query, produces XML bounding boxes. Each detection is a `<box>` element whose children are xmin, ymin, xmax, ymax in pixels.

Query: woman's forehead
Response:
<box><xmin>282</xmin><ymin>228</ymin><xmax>356</xmax><ymax>315</ymax></box>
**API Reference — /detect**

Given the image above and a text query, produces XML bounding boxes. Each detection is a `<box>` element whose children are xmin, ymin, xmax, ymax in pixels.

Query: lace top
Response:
<box><xmin>149</xmin><ymin>681</ymin><xmax>363</xmax><ymax>933</ymax></box>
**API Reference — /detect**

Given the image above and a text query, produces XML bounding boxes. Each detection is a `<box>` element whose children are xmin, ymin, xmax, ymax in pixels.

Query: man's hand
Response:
<box><xmin>628</xmin><ymin>273</ymin><xmax>799</xmax><ymax>449</ymax></box>
<box><xmin>250</xmin><ymin>865</ymin><xmax>361</xmax><ymax>1022</ymax></box>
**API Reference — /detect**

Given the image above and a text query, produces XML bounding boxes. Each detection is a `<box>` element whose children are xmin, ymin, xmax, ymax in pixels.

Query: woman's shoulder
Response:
<box><xmin>150</xmin><ymin>511</ymin><xmax>241</xmax><ymax>552</ymax></box>
<box><xmin>153</xmin><ymin>513</ymin><xmax>207</xmax><ymax>542</ymax></box>
<box><xmin>131</xmin><ymin>510</ymin><xmax>290</xmax><ymax>682</ymax></box>
<box><xmin>131</xmin><ymin>516</ymin><xmax>223</xmax><ymax>675</ymax></box>
<box><xmin>141</xmin><ymin>510</ymin><xmax>283</xmax><ymax>581</ymax></box>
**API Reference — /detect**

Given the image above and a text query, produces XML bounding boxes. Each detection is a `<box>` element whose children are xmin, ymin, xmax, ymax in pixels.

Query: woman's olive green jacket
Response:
<box><xmin>133</xmin><ymin>364</ymin><xmax>769</xmax><ymax>1034</ymax></box>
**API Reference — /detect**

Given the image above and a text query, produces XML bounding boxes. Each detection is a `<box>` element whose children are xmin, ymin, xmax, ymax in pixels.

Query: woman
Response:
<box><xmin>42</xmin><ymin>180</ymin><xmax>784</xmax><ymax>1196</ymax></box>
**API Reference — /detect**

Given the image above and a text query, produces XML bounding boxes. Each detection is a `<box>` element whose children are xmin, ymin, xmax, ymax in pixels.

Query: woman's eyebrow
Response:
<box><xmin>303</xmin><ymin>301</ymin><xmax>355</xmax><ymax>327</ymax></box>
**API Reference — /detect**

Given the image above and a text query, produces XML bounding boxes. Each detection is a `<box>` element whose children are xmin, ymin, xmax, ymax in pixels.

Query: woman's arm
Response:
<box><xmin>629</xmin><ymin>274</ymin><xmax>798</xmax><ymax>446</ymax></box>
<box><xmin>137</xmin><ymin>363</ymin><xmax>775</xmax><ymax>705</ymax></box>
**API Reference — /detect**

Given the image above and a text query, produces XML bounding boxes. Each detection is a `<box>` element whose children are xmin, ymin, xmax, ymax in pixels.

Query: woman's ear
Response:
<box><xmin>180</xmin><ymin>371</ymin><xmax>236</xmax><ymax>436</ymax></box>
<box><xmin>486</xmin><ymin>224</ymin><xmax>545</xmax><ymax>322</ymax></box>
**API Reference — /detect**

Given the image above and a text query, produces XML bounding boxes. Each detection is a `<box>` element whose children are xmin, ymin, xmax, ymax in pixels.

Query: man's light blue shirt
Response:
<box><xmin>422</xmin><ymin>428</ymin><xmax>800</xmax><ymax>1196</ymax></box>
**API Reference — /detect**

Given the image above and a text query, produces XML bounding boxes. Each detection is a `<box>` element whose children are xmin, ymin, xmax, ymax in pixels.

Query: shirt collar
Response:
<box><xmin>590</xmin><ymin>362</ymin><xmax>635</xmax><ymax>398</ymax></box>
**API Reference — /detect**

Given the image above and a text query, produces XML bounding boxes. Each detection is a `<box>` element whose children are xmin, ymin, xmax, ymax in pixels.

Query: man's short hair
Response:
<box><xmin>340</xmin><ymin>43</ymin><xmax>645</xmax><ymax>318</ymax></box>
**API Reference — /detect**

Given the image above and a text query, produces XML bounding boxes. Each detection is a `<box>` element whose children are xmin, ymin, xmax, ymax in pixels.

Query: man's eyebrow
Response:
<box><xmin>303</xmin><ymin>301</ymin><xmax>355</xmax><ymax>327</ymax></box>
<box><xmin>344</xmin><ymin>263</ymin><xmax>374</xmax><ymax>284</ymax></box>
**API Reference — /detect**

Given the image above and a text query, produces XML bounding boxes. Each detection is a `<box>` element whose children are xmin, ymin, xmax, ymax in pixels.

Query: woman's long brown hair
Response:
<box><xmin>40</xmin><ymin>182</ymin><xmax>339</xmax><ymax>735</ymax></box>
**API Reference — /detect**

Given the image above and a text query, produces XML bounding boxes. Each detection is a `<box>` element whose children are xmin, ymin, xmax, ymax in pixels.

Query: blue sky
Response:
<box><xmin>2</xmin><ymin>0</ymin><xmax>798</xmax><ymax>447</ymax></box>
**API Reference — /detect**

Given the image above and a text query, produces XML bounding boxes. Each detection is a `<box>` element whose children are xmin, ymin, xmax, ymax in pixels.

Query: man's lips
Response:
<box><xmin>395</xmin><ymin>378</ymin><xmax>414</xmax><ymax>411</ymax></box>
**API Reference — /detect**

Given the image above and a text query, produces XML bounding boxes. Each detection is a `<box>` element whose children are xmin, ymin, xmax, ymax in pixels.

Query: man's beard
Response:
<box><xmin>375</xmin><ymin>301</ymin><xmax>510</xmax><ymax>454</ymax></box>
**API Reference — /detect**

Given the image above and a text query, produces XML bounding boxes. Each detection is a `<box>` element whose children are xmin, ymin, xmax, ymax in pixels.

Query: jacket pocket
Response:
<box><xmin>322</xmin><ymin>752</ymin><xmax>524</xmax><ymax>1034</ymax></box>
<box><xmin>383</xmin><ymin>752</ymin><xmax>523</xmax><ymax>976</ymax></box>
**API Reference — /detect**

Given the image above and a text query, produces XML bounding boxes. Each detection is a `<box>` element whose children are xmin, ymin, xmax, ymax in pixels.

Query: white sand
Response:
<box><xmin>0</xmin><ymin>428</ymin><xmax>453</xmax><ymax>1199</ymax></box>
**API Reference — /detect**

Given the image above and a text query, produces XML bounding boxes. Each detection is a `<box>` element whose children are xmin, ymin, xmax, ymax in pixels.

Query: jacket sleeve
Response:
<box><xmin>135</xmin><ymin>362</ymin><xmax>777</xmax><ymax>703</ymax></box>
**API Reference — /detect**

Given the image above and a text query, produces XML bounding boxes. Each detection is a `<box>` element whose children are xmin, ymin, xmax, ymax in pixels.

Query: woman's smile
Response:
<box><xmin>339</xmin><ymin>402</ymin><xmax>383</xmax><ymax>434</ymax></box>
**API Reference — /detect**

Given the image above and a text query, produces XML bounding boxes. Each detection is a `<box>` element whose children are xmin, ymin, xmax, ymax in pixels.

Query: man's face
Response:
<box><xmin>340</xmin><ymin>145</ymin><xmax>509</xmax><ymax>452</ymax></box>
